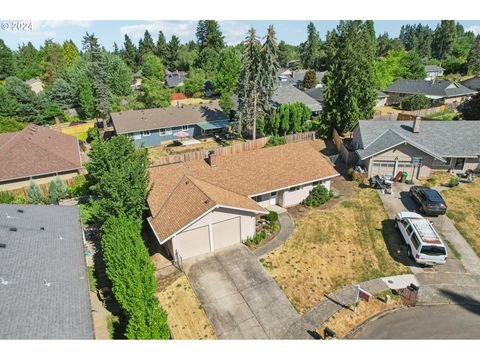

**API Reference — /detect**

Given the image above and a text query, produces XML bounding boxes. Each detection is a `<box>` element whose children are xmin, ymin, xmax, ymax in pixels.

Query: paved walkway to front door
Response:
<box><xmin>184</xmin><ymin>244</ymin><xmax>300</xmax><ymax>339</ymax></box>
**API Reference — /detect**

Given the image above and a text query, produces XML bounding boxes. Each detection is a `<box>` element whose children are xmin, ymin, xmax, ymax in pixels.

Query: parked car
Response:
<box><xmin>395</xmin><ymin>211</ymin><xmax>448</xmax><ymax>266</ymax></box>
<box><xmin>409</xmin><ymin>186</ymin><xmax>447</xmax><ymax>216</ymax></box>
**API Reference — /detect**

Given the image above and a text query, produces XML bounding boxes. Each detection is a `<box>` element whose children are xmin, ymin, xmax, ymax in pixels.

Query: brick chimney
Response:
<box><xmin>413</xmin><ymin>117</ymin><xmax>421</xmax><ymax>133</ymax></box>
<box><xmin>207</xmin><ymin>150</ymin><xmax>217</xmax><ymax>167</ymax></box>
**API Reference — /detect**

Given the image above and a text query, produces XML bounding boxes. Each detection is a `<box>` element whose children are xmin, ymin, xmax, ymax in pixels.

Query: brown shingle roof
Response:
<box><xmin>111</xmin><ymin>102</ymin><xmax>228</xmax><ymax>134</ymax></box>
<box><xmin>0</xmin><ymin>124</ymin><xmax>82</xmax><ymax>182</ymax></box>
<box><xmin>148</xmin><ymin>141</ymin><xmax>339</xmax><ymax>240</ymax></box>
<box><xmin>151</xmin><ymin>175</ymin><xmax>266</xmax><ymax>241</ymax></box>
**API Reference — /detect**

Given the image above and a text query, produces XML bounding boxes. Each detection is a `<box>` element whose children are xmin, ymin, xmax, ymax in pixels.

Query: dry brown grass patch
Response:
<box><xmin>261</xmin><ymin>188</ymin><xmax>410</xmax><ymax>314</ymax></box>
<box><xmin>319</xmin><ymin>293</ymin><xmax>402</xmax><ymax>339</ymax></box>
<box><xmin>442</xmin><ymin>181</ymin><xmax>480</xmax><ymax>256</ymax></box>
<box><xmin>157</xmin><ymin>275</ymin><xmax>216</xmax><ymax>340</ymax></box>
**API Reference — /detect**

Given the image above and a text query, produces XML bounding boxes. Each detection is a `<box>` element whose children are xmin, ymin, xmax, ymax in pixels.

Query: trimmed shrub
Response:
<box><xmin>27</xmin><ymin>179</ymin><xmax>44</xmax><ymax>204</ymax></box>
<box><xmin>265</xmin><ymin>135</ymin><xmax>287</xmax><ymax>147</ymax></box>
<box><xmin>303</xmin><ymin>184</ymin><xmax>333</xmax><ymax>207</ymax></box>
<box><xmin>67</xmin><ymin>175</ymin><xmax>89</xmax><ymax>198</ymax></box>
<box><xmin>265</xmin><ymin>210</ymin><xmax>278</xmax><ymax>223</ymax></box>
<box><xmin>449</xmin><ymin>176</ymin><xmax>460</xmax><ymax>187</ymax></box>
<box><xmin>101</xmin><ymin>215</ymin><xmax>170</xmax><ymax>339</ymax></box>
<box><xmin>0</xmin><ymin>191</ymin><xmax>26</xmax><ymax>204</ymax></box>
<box><xmin>400</xmin><ymin>94</ymin><xmax>431</xmax><ymax>111</ymax></box>
<box><xmin>86</xmin><ymin>126</ymin><xmax>100</xmax><ymax>143</ymax></box>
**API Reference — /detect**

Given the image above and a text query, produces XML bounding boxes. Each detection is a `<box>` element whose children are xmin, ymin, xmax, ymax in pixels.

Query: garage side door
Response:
<box><xmin>212</xmin><ymin>217</ymin><xmax>241</xmax><ymax>251</ymax></box>
<box><xmin>176</xmin><ymin>225</ymin><xmax>210</xmax><ymax>260</ymax></box>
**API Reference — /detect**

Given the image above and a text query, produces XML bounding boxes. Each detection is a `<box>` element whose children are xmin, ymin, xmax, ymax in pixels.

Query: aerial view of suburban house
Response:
<box><xmin>165</xmin><ymin>69</ymin><xmax>186</xmax><ymax>88</ymax></box>
<box><xmin>385</xmin><ymin>79</ymin><xmax>477</xmax><ymax>105</ymax></box>
<box><xmin>424</xmin><ymin>64</ymin><xmax>445</xmax><ymax>80</ymax></box>
<box><xmin>110</xmin><ymin>102</ymin><xmax>231</xmax><ymax>147</ymax></box>
<box><xmin>277</xmin><ymin>68</ymin><xmax>325</xmax><ymax>88</ymax></box>
<box><xmin>131</xmin><ymin>70</ymin><xmax>142</xmax><ymax>90</ymax></box>
<box><xmin>305</xmin><ymin>88</ymin><xmax>388</xmax><ymax>108</ymax></box>
<box><xmin>351</xmin><ymin>118</ymin><xmax>480</xmax><ymax>179</ymax></box>
<box><xmin>0</xmin><ymin>124</ymin><xmax>82</xmax><ymax>191</ymax></box>
<box><xmin>147</xmin><ymin>141</ymin><xmax>339</xmax><ymax>261</ymax></box>
<box><xmin>461</xmin><ymin>75</ymin><xmax>480</xmax><ymax>91</ymax></box>
<box><xmin>24</xmin><ymin>77</ymin><xmax>44</xmax><ymax>94</ymax></box>
<box><xmin>0</xmin><ymin>204</ymin><xmax>94</xmax><ymax>339</ymax></box>
<box><xmin>273</xmin><ymin>84</ymin><xmax>323</xmax><ymax>114</ymax></box>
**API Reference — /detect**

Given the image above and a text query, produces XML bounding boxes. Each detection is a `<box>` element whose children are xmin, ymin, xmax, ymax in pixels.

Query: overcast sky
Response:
<box><xmin>1</xmin><ymin>20</ymin><xmax>480</xmax><ymax>50</ymax></box>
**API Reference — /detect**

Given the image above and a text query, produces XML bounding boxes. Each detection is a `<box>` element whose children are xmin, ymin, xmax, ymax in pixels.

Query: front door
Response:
<box><xmin>454</xmin><ymin>158</ymin><xmax>465</xmax><ymax>171</ymax></box>
<box><xmin>269</xmin><ymin>192</ymin><xmax>277</xmax><ymax>205</ymax></box>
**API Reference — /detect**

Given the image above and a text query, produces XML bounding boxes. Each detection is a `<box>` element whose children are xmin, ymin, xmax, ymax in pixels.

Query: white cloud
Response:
<box><xmin>120</xmin><ymin>21</ymin><xmax>197</xmax><ymax>42</ymax></box>
<box><xmin>120</xmin><ymin>20</ymin><xmax>252</xmax><ymax>45</ymax></box>
<box><xmin>29</xmin><ymin>20</ymin><xmax>92</xmax><ymax>30</ymax></box>
<box><xmin>466</xmin><ymin>25</ymin><xmax>480</xmax><ymax>35</ymax></box>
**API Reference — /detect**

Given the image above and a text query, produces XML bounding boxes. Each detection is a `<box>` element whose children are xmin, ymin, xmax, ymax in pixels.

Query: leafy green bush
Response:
<box><xmin>79</xmin><ymin>204</ymin><xmax>94</xmax><ymax>225</ymax></box>
<box><xmin>449</xmin><ymin>176</ymin><xmax>460</xmax><ymax>187</ymax></box>
<box><xmin>265</xmin><ymin>210</ymin><xmax>278</xmax><ymax>223</ymax></box>
<box><xmin>303</xmin><ymin>184</ymin><xmax>333</xmax><ymax>207</ymax></box>
<box><xmin>86</xmin><ymin>126</ymin><xmax>100</xmax><ymax>143</ymax></box>
<box><xmin>0</xmin><ymin>117</ymin><xmax>27</xmax><ymax>133</ymax></box>
<box><xmin>67</xmin><ymin>175</ymin><xmax>89</xmax><ymax>198</ymax></box>
<box><xmin>0</xmin><ymin>191</ymin><xmax>26</xmax><ymax>204</ymax></box>
<box><xmin>400</xmin><ymin>94</ymin><xmax>431</xmax><ymax>111</ymax></box>
<box><xmin>246</xmin><ymin>229</ymin><xmax>268</xmax><ymax>246</ymax></box>
<box><xmin>265</xmin><ymin>135</ymin><xmax>287</xmax><ymax>147</ymax></box>
<box><xmin>101</xmin><ymin>216</ymin><xmax>170</xmax><ymax>339</ymax></box>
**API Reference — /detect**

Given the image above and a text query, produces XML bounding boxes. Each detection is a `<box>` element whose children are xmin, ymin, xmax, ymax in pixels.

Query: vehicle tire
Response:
<box><xmin>407</xmin><ymin>248</ymin><xmax>413</xmax><ymax>260</ymax></box>
<box><xmin>394</xmin><ymin>220</ymin><xmax>398</xmax><ymax>229</ymax></box>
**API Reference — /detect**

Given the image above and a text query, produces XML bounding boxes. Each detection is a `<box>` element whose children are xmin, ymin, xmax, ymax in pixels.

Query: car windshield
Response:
<box><xmin>420</xmin><ymin>245</ymin><xmax>446</xmax><ymax>256</ymax></box>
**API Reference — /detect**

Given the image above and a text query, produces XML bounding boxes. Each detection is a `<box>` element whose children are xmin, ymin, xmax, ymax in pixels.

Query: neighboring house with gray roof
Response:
<box><xmin>165</xmin><ymin>69</ymin><xmax>186</xmax><ymax>88</ymax></box>
<box><xmin>0</xmin><ymin>204</ymin><xmax>94</xmax><ymax>339</ymax></box>
<box><xmin>131</xmin><ymin>70</ymin><xmax>142</xmax><ymax>90</ymax></box>
<box><xmin>277</xmin><ymin>69</ymin><xmax>325</xmax><ymax>88</ymax></box>
<box><xmin>351</xmin><ymin>119</ymin><xmax>480</xmax><ymax>179</ymax></box>
<box><xmin>304</xmin><ymin>88</ymin><xmax>388</xmax><ymax>108</ymax></box>
<box><xmin>110</xmin><ymin>102</ymin><xmax>231</xmax><ymax>147</ymax></box>
<box><xmin>424</xmin><ymin>65</ymin><xmax>445</xmax><ymax>80</ymax></box>
<box><xmin>461</xmin><ymin>76</ymin><xmax>480</xmax><ymax>92</ymax></box>
<box><xmin>385</xmin><ymin>79</ymin><xmax>476</xmax><ymax>106</ymax></box>
<box><xmin>273</xmin><ymin>84</ymin><xmax>322</xmax><ymax>113</ymax></box>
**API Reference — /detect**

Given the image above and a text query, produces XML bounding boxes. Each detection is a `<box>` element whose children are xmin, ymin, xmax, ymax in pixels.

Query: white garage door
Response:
<box><xmin>176</xmin><ymin>225</ymin><xmax>210</xmax><ymax>260</ymax></box>
<box><xmin>212</xmin><ymin>217</ymin><xmax>241</xmax><ymax>251</ymax></box>
<box><xmin>371</xmin><ymin>161</ymin><xmax>395</xmax><ymax>177</ymax></box>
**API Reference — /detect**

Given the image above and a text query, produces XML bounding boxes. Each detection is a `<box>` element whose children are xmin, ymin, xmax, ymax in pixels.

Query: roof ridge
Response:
<box><xmin>0</xmin><ymin>127</ymin><xmax>24</xmax><ymax>152</ymax></box>
<box><xmin>364</xmin><ymin>128</ymin><xmax>392</xmax><ymax>149</ymax></box>
<box><xmin>187</xmin><ymin>174</ymin><xmax>251</xmax><ymax>199</ymax></box>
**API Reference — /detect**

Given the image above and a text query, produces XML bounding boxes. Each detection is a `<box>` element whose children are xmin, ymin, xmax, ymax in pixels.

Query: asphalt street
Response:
<box><xmin>352</xmin><ymin>304</ymin><xmax>480</xmax><ymax>339</ymax></box>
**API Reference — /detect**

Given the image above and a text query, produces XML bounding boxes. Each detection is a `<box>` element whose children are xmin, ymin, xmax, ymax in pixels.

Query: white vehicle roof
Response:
<box><xmin>396</xmin><ymin>212</ymin><xmax>444</xmax><ymax>246</ymax></box>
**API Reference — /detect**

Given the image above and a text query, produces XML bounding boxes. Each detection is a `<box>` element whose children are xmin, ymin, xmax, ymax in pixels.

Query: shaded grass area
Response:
<box><xmin>261</xmin><ymin>189</ymin><xmax>410</xmax><ymax>314</ymax></box>
<box><xmin>87</xmin><ymin>265</ymin><xmax>97</xmax><ymax>293</ymax></box>
<box><xmin>157</xmin><ymin>275</ymin><xmax>216</xmax><ymax>339</ymax></box>
<box><xmin>442</xmin><ymin>181</ymin><xmax>480</xmax><ymax>256</ymax></box>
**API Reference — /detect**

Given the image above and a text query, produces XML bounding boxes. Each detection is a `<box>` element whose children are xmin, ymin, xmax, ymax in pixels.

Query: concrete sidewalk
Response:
<box><xmin>253</xmin><ymin>212</ymin><xmax>295</xmax><ymax>258</ymax></box>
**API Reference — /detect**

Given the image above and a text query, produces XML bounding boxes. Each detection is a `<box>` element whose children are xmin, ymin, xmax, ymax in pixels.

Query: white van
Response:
<box><xmin>395</xmin><ymin>211</ymin><xmax>448</xmax><ymax>266</ymax></box>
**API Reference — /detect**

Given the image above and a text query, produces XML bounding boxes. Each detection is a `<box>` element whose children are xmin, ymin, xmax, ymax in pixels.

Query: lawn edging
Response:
<box><xmin>345</xmin><ymin>306</ymin><xmax>405</xmax><ymax>339</ymax></box>
<box><xmin>253</xmin><ymin>212</ymin><xmax>295</xmax><ymax>258</ymax></box>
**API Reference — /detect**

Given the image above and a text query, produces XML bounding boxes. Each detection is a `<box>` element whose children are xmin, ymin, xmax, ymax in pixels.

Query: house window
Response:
<box><xmin>289</xmin><ymin>186</ymin><xmax>301</xmax><ymax>192</ymax></box>
<box><xmin>132</xmin><ymin>132</ymin><xmax>141</xmax><ymax>140</ymax></box>
<box><xmin>454</xmin><ymin>158</ymin><xmax>465</xmax><ymax>170</ymax></box>
<box><xmin>159</xmin><ymin>128</ymin><xmax>172</xmax><ymax>136</ymax></box>
<box><xmin>252</xmin><ymin>195</ymin><xmax>262</xmax><ymax>202</ymax></box>
<box><xmin>181</xmin><ymin>125</ymin><xmax>189</xmax><ymax>131</ymax></box>
<box><xmin>142</xmin><ymin>130</ymin><xmax>150</xmax><ymax>136</ymax></box>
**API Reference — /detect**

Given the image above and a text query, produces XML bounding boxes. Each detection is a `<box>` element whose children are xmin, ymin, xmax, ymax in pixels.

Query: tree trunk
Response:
<box><xmin>252</xmin><ymin>87</ymin><xmax>258</xmax><ymax>140</ymax></box>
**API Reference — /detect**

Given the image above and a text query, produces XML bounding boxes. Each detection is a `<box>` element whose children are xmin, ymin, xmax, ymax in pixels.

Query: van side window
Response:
<box><xmin>411</xmin><ymin>233</ymin><xmax>421</xmax><ymax>250</ymax></box>
<box><xmin>405</xmin><ymin>224</ymin><xmax>413</xmax><ymax>236</ymax></box>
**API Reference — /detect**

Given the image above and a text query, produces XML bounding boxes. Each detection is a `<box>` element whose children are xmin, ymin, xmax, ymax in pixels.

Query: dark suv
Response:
<box><xmin>409</xmin><ymin>186</ymin><xmax>447</xmax><ymax>216</ymax></box>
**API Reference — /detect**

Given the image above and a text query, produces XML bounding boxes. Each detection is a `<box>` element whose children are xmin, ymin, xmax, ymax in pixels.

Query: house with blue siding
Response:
<box><xmin>110</xmin><ymin>102</ymin><xmax>231</xmax><ymax>148</ymax></box>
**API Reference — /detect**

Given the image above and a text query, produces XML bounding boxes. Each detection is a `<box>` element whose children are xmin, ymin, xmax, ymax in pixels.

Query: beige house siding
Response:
<box><xmin>0</xmin><ymin>170</ymin><xmax>80</xmax><ymax>192</ymax></box>
<box><xmin>367</xmin><ymin>143</ymin><xmax>434</xmax><ymax>179</ymax></box>
<box><xmin>465</xmin><ymin>157</ymin><xmax>480</xmax><ymax>171</ymax></box>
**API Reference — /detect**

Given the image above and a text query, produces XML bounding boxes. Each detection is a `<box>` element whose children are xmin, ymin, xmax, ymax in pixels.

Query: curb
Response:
<box><xmin>345</xmin><ymin>306</ymin><xmax>405</xmax><ymax>339</ymax></box>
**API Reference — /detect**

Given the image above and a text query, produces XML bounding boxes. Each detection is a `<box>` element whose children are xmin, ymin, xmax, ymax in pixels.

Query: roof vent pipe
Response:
<box><xmin>413</xmin><ymin>117</ymin><xmax>421</xmax><ymax>133</ymax></box>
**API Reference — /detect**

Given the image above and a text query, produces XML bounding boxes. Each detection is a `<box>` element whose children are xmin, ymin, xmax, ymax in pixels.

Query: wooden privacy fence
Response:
<box><xmin>149</xmin><ymin>131</ymin><xmax>316</xmax><ymax>167</ymax></box>
<box><xmin>332</xmin><ymin>128</ymin><xmax>358</xmax><ymax>166</ymax></box>
<box><xmin>373</xmin><ymin>105</ymin><xmax>447</xmax><ymax>121</ymax></box>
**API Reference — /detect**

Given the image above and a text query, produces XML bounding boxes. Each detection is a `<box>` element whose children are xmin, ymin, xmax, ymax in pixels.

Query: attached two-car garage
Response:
<box><xmin>174</xmin><ymin>216</ymin><xmax>243</xmax><ymax>260</ymax></box>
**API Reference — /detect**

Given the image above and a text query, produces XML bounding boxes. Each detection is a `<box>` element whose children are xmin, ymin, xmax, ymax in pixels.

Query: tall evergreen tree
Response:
<box><xmin>323</xmin><ymin>21</ymin><xmax>376</xmax><ymax>134</ymax></box>
<box><xmin>122</xmin><ymin>34</ymin><xmax>138</xmax><ymax>70</ymax></box>
<box><xmin>155</xmin><ymin>31</ymin><xmax>168</xmax><ymax>60</ymax></box>
<box><xmin>0</xmin><ymin>39</ymin><xmax>14</xmax><ymax>80</ymax></box>
<box><xmin>113</xmin><ymin>42</ymin><xmax>119</xmax><ymax>54</ymax></box>
<box><xmin>139</xmin><ymin>30</ymin><xmax>155</xmax><ymax>58</ymax></box>
<box><xmin>40</xmin><ymin>40</ymin><xmax>66</xmax><ymax>84</ymax></box>
<box><xmin>432</xmin><ymin>20</ymin><xmax>456</xmax><ymax>59</ymax></box>
<box><xmin>62</xmin><ymin>40</ymin><xmax>79</xmax><ymax>68</ymax></box>
<box><xmin>259</xmin><ymin>25</ymin><xmax>280</xmax><ymax>116</ymax></box>
<box><xmin>467</xmin><ymin>35</ymin><xmax>480</xmax><ymax>75</ymax></box>
<box><xmin>237</xmin><ymin>28</ymin><xmax>262</xmax><ymax>138</ymax></box>
<box><xmin>27</xmin><ymin>179</ymin><xmax>44</xmax><ymax>204</ymax></box>
<box><xmin>278</xmin><ymin>40</ymin><xmax>289</xmax><ymax>67</ymax></box>
<box><xmin>15</xmin><ymin>42</ymin><xmax>42</xmax><ymax>80</ymax></box>
<box><xmin>167</xmin><ymin>35</ymin><xmax>180</xmax><ymax>70</ymax></box>
<box><xmin>83</xmin><ymin>33</ymin><xmax>111</xmax><ymax>119</ymax></box>
<box><xmin>300</xmin><ymin>22</ymin><xmax>320</xmax><ymax>70</ymax></box>
<box><xmin>196</xmin><ymin>20</ymin><xmax>224</xmax><ymax>51</ymax></box>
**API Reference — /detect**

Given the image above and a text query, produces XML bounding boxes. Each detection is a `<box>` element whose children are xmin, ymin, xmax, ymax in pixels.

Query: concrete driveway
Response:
<box><xmin>378</xmin><ymin>182</ymin><xmax>480</xmax><ymax>305</ymax></box>
<box><xmin>184</xmin><ymin>244</ymin><xmax>300</xmax><ymax>339</ymax></box>
<box><xmin>352</xmin><ymin>305</ymin><xmax>480</xmax><ymax>339</ymax></box>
